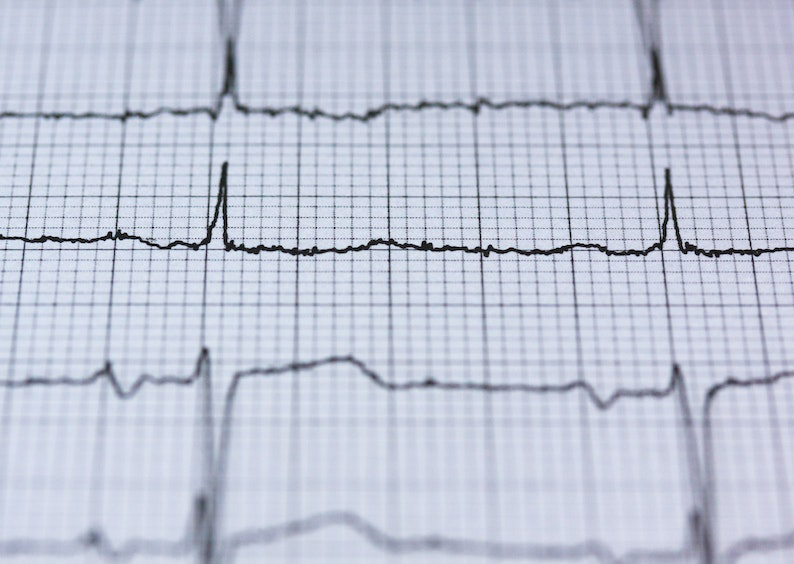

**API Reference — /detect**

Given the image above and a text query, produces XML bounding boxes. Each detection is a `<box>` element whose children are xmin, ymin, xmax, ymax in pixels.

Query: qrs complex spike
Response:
<box><xmin>1</xmin><ymin>164</ymin><xmax>792</xmax><ymax>259</ymax></box>
<box><xmin>0</xmin><ymin>2</ymin><xmax>792</xmax><ymax>125</ymax></box>
<box><xmin>3</xmin><ymin>89</ymin><xmax>793</xmax><ymax>124</ymax></box>
<box><xmin>0</xmin><ymin>350</ymin><xmax>793</xmax><ymax>563</ymax></box>
<box><xmin>3</xmin><ymin>3</ymin><xmax>794</xmax><ymax>564</ymax></box>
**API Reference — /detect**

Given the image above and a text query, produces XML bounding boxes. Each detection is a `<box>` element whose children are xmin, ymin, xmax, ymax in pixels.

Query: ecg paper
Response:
<box><xmin>1</xmin><ymin>0</ymin><xmax>794</xmax><ymax>563</ymax></box>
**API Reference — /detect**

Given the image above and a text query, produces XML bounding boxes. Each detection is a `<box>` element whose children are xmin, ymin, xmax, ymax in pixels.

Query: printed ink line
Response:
<box><xmin>2</xmin><ymin>163</ymin><xmax>792</xmax><ymax>259</ymax></box>
<box><xmin>0</xmin><ymin>351</ymin><xmax>792</xmax><ymax>563</ymax></box>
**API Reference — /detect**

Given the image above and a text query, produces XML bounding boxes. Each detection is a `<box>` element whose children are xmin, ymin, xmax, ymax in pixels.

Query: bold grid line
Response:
<box><xmin>0</xmin><ymin>2</ymin><xmax>793</xmax><ymax>564</ymax></box>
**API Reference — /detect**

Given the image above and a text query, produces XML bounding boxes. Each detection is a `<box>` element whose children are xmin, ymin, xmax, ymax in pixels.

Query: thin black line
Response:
<box><xmin>380</xmin><ymin>0</ymin><xmax>403</xmax><ymax>543</ymax></box>
<box><xmin>0</xmin><ymin>0</ymin><xmax>56</xmax><ymax>525</ymax></box>
<box><xmin>706</xmin><ymin>5</ymin><xmax>792</xmax><ymax>559</ymax></box>
<box><xmin>3</xmin><ymin>97</ymin><xmax>793</xmax><ymax>124</ymax></box>
<box><xmin>0</xmin><ymin>351</ymin><xmax>792</xmax><ymax>562</ymax></box>
<box><xmin>2</xmin><ymin>163</ymin><xmax>792</xmax><ymax>259</ymax></box>
<box><xmin>0</xmin><ymin>0</ymin><xmax>790</xmax><ymax>125</ymax></box>
<box><xmin>284</xmin><ymin>2</ymin><xmax>307</xmax><ymax>562</ymax></box>
<box><xmin>90</xmin><ymin>2</ymin><xmax>138</xmax><ymax>529</ymax></box>
<box><xmin>465</xmin><ymin>0</ymin><xmax>501</xmax><ymax>543</ymax></box>
<box><xmin>195</xmin><ymin>127</ymin><xmax>217</xmax><ymax>564</ymax></box>
<box><xmin>642</xmin><ymin>92</ymin><xmax>712</xmax><ymax>564</ymax></box>
<box><xmin>549</xmin><ymin>0</ymin><xmax>598</xmax><ymax>543</ymax></box>
<box><xmin>3</xmin><ymin>517</ymin><xmax>793</xmax><ymax>564</ymax></box>
<box><xmin>633</xmin><ymin>0</ymin><xmax>668</xmax><ymax>111</ymax></box>
<box><xmin>0</xmin><ymin>352</ymin><xmax>786</xmax><ymax>422</ymax></box>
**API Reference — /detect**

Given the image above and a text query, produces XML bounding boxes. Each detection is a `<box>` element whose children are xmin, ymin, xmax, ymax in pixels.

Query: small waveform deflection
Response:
<box><xmin>1</xmin><ymin>350</ymin><xmax>793</xmax><ymax>563</ymax></box>
<box><xmin>1</xmin><ymin>34</ymin><xmax>792</xmax><ymax>125</ymax></box>
<box><xmin>2</xmin><ymin>163</ymin><xmax>792</xmax><ymax>259</ymax></box>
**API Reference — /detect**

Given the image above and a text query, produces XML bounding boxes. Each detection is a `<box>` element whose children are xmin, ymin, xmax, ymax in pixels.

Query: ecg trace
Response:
<box><xmin>0</xmin><ymin>0</ymin><xmax>792</xmax><ymax>124</ymax></box>
<box><xmin>2</xmin><ymin>164</ymin><xmax>793</xmax><ymax>259</ymax></box>
<box><xmin>1</xmin><ymin>349</ymin><xmax>793</xmax><ymax>564</ymax></box>
<box><xmin>2</xmin><ymin>1</ymin><xmax>794</xmax><ymax>564</ymax></box>
<box><xmin>2</xmin><ymin>41</ymin><xmax>793</xmax><ymax>125</ymax></box>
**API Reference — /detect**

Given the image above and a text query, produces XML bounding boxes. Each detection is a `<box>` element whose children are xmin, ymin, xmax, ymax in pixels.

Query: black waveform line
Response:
<box><xmin>2</xmin><ymin>163</ymin><xmax>793</xmax><ymax>259</ymax></box>
<box><xmin>633</xmin><ymin>0</ymin><xmax>668</xmax><ymax>115</ymax></box>
<box><xmin>1</xmin><ymin>350</ymin><xmax>793</xmax><ymax>563</ymax></box>
<box><xmin>2</xmin><ymin>87</ymin><xmax>792</xmax><ymax>124</ymax></box>
<box><xmin>0</xmin><ymin>35</ymin><xmax>792</xmax><ymax>124</ymax></box>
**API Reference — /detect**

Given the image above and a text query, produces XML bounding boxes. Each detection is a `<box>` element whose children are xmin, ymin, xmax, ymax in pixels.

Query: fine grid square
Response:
<box><xmin>0</xmin><ymin>1</ymin><xmax>793</xmax><ymax>564</ymax></box>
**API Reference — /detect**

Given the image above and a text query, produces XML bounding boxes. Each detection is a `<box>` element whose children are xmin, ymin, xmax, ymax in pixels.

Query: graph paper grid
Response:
<box><xmin>1</xmin><ymin>1</ymin><xmax>793</xmax><ymax>563</ymax></box>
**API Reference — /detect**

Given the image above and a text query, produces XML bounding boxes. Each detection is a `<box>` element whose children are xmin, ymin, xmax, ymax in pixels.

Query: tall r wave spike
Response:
<box><xmin>0</xmin><ymin>4</ymin><xmax>792</xmax><ymax>125</ymax></box>
<box><xmin>1</xmin><ymin>164</ymin><xmax>792</xmax><ymax>259</ymax></box>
